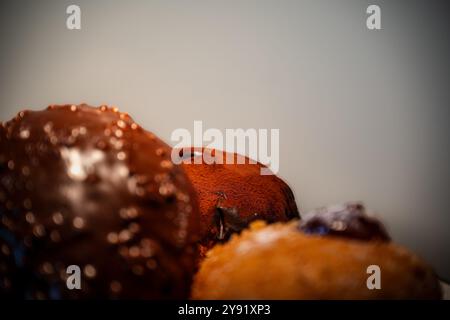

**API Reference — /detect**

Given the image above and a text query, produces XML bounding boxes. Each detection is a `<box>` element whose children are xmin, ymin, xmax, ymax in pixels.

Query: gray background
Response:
<box><xmin>0</xmin><ymin>0</ymin><xmax>449</xmax><ymax>279</ymax></box>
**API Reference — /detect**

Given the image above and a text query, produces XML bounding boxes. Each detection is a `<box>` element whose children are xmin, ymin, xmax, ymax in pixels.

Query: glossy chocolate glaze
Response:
<box><xmin>299</xmin><ymin>203</ymin><xmax>390</xmax><ymax>241</ymax></box>
<box><xmin>0</xmin><ymin>104</ymin><xmax>200</xmax><ymax>299</ymax></box>
<box><xmin>213</xmin><ymin>205</ymin><xmax>260</xmax><ymax>242</ymax></box>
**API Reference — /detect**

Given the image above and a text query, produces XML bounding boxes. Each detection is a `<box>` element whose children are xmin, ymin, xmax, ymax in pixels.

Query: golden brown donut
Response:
<box><xmin>178</xmin><ymin>147</ymin><xmax>299</xmax><ymax>257</ymax></box>
<box><xmin>192</xmin><ymin>204</ymin><xmax>441</xmax><ymax>300</ymax></box>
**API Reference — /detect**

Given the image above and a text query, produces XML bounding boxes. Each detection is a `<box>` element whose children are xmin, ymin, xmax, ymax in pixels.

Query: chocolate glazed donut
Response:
<box><xmin>0</xmin><ymin>104</ymin><xmax>200</xmax><ymax>299</ymax></box>
<box><xmin>176</xmin><ymin>147</ymin><xmax>299</xmax><ymax>256</ymax></box>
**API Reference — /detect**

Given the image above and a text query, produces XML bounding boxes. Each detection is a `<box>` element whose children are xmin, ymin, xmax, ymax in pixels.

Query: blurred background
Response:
<box><xmin>0</xmin><ymin>0</ymin><xmax>449</xmax><ymax>280</ymax></box>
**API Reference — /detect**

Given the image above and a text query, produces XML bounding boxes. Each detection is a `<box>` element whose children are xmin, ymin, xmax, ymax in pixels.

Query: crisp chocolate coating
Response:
<box><xmin>178</xmin><ymin>147</ymin><xmax>299</xmax><ymax>256</ymax></box>
<box><xmin>0</xmin><ymin>104</ymin><xmax>200</xmax><ymax>299</ymax></box>
<box><xmin>299</xmin><ymin>202</ymin><xmax>390</xmax><ymax>241</ymax></box>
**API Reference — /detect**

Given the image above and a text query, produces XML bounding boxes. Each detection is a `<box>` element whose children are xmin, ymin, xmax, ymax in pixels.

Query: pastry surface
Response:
<box><xmin>180</xmin><ymin>147</ymin><xmax>299</xmax><ymax>256</ymax></box>
<box><xmin>192</xmin><ymin>215</ymin><xmax>441</xmax><ymax>299</ymax></box>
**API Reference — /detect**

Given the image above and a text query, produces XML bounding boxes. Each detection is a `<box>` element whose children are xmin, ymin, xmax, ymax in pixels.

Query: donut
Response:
<box><xmin>178</xmin><ymin>147</ymin><xmax>299</xmax><ymax>257</ymax></box>
<box><xmin>0</xmin><ymin>104</ymin><xmax>200</xmax><ymax>299</ymax></box>
<box><xmin>191</xmin><ymin>203</ymin><xmax>441</xmax><ymax>299</ymax></box>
